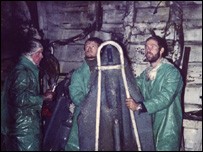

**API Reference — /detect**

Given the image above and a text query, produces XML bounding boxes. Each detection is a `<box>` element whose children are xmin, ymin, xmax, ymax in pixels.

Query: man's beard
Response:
<box><xmin>146</xmin><ymin>51</ymin><xmax>160</xmax><ymax>63</ymax></box>
<box><xmin>85</xmin><ymin>56</ymin><xmax>96</xmax><ymax>60</ymax></box>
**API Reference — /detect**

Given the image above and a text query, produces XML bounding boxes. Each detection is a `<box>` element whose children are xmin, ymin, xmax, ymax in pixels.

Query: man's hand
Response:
<box><xmin>43</xmin><ymin>89</ymin><xmax>55</xmax><ymax>101</ymax></box>
<box><xmin>126</xmin><ymin>98</ymin><xmax>141</xmax><ymax>111</ymax></box>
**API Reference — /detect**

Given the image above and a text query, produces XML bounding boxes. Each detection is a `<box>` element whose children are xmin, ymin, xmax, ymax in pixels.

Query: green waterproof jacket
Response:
<box><xmin>66</xmin><ymin>61</ymin><xmax>91</xmax><ymax>151</ymax></box>
<box><xmin>1</xmin><ymin>56</ymin><xmax>43</xmax><ymax>151</ymax></box>
<box><xmin>136</xmin><ymin>59</ymin><xmax>183</xmax><ymax>151</ymax></box>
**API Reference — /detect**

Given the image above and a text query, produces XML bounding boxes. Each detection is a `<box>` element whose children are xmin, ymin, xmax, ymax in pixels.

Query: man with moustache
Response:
<box><xmin>126</xmin><ymin>35</ymin><xmax>183</xmax><ymax>151</ymax></box>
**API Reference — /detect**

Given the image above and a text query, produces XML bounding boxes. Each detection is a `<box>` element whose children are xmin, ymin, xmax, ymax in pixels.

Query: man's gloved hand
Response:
<box><xmin>43</xmin><ymin>89</ymin><xmax>55</xmax><ymax>101</ymax></box>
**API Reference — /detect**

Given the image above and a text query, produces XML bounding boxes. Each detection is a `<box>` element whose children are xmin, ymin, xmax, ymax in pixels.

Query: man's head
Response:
<box><xmin>23</xmin><ymin>39</ymin><xmax>44</xmax><ymax>66</ymax></box>
<box><xmin>144</xmin><ymin>35</ymin><xmax>167</xmax><ymax>64</ymax></box>
<box><xmin>84</xmin><ymin>37</ymin><xmax>103</xmax><ymax>60</ymax></box>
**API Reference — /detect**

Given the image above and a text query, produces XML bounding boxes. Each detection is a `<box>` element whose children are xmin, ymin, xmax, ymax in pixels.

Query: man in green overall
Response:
<box><xmin>126</xmin><ymin>35</ymin><xmax>183</xmax><ymax>151</ymax></box>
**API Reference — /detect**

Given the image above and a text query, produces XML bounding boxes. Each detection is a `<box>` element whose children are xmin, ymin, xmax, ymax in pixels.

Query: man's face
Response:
<box><xmin>31</xmin><ymin>48</ymin><xmax>43</xmax><ymax>66</ymax></box>
<box><xmin>145</xmin><ymin>39</ymin><xmax>161</xmax><ymax>63</ymax></box>
<box><xmin>84</xmin><ymin>41</ymin><xmax>99</xmax><ymax>60</ymax></box>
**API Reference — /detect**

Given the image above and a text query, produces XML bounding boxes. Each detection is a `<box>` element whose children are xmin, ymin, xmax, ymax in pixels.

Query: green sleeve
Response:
<box><xmin>10</xmin><ymin>70</ymin><xmax>43</xmax><ymax>108</ymax></box>
<box><xmin>69</xmin><ymin>71</ymin><xmax>86</xmax><ymax>106</ymax></box>
<box><xmin>144</xmin><ymin>68</ymin><xmax>183</xmax><ymax>114</ymax></box>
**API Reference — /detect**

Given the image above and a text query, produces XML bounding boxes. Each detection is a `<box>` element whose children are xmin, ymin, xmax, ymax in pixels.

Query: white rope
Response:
<box><xmin>121</xmin><ymin>61</ymin><xmax>142</xmax><ymax>151</ymax></box>
<box><xmin>97</xmin><ymin>65</ymin><xmax>124</xmax><ymax>70</ymax></box>
<box><xmin>95</xmin><ymin>66</ymin><xmax>101</xmax><ymax>151</ymax></box>
<box><xmin>95</xmin><ymin>41</ymin><xmax>141</xmax><ymax>151</ymax></box>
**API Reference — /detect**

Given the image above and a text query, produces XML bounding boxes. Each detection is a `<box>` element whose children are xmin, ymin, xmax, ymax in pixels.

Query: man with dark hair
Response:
<box><xmin>1</xmin><ymin>39</ymin><xmax>54</xmax><ymax>151</ymax></box>
<box><xmin>66</xmin><ymin>37</ymin><xmax>103</xmax><ymax>150</ymax></box>
<box><xmin>126</xmin><ymin>35</ymin><xmax>183</xmax><ymax>151</ymax></box>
